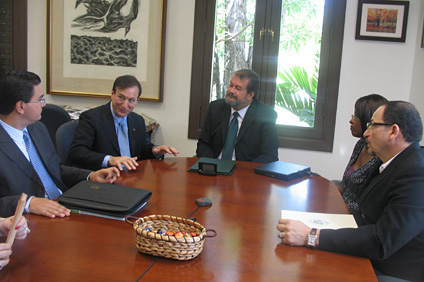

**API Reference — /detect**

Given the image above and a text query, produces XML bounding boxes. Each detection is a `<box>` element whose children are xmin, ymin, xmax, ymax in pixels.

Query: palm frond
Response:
<box><xmin>275</xmin><ymin>65</ymin><xmax>317</xmax><ymax>126</ymax></box>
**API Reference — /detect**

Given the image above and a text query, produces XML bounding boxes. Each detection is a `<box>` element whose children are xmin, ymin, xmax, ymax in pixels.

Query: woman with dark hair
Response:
<box><xmin>338</xmin><ymin>94</ymin><xmax>388</xmax><ymax>213</ymax></box>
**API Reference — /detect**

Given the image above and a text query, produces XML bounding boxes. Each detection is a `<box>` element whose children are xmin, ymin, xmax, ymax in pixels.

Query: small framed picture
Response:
<box><xmin>355</xmin><ymin>0</ymin><xmax>409</xmax><ymax>42</ymax></box>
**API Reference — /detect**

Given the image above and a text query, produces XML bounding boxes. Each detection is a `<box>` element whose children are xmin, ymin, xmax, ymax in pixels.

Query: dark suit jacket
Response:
<box><xmin>0</xmin><ymin>121</ymin><xmax>91</xmax><ymax>217</ymax></box>
<box><xmin>68</xmin><ymin>103</ymin><xmax>155</xmax><ymax>170</ymax></box>
<box><xmin>318</xmin><ymin>142</ymin><xmax>424</xmax><ymax>281</ymax></box>
<box><xmin>196</xmin><ymin>99</ymin><xmax>279</xmax><ymax>163</ymax></box>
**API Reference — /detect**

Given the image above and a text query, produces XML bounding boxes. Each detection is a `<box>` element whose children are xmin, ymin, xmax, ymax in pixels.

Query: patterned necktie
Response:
<box><xmin>23</xmin><ymin>131</ymin><xmax>62</xmax><ymax>200</ymax></box>
<box><xmin>221</xmin><ymin>112</ymin><xmax>239</xmax><ymax>160</ymax></box>
<box><xmin>117</xmin><ymin>119</ymin><xmax>131</xmax><ymax>157</ymax></box>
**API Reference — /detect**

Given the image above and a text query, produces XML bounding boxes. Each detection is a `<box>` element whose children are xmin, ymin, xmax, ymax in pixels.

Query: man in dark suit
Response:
<box><xmin>196</xmin><ymin>69</ymin><xmax>279</xmax><ymax>163</ymax></box>
<box><xmin>0</xmin><ymin>70</ymin><xmax>120</xmax><ymax>218</ymax></box>
<box><xmin>68</xmin><ymin>75</ymin><xmax>179</xmax><ymax>171</ymax></box>
<box><xmin>277</xmin><ymin>101</ymin><xmax>424</xmax><ymax>281</ymax></box>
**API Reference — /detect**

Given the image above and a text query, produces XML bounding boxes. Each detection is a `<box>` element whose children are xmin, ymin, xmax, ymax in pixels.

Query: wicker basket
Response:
<box><xmin>128</xmin><ymin>214</ymin><xmax>216</xmax><ymax>260</ymax></box>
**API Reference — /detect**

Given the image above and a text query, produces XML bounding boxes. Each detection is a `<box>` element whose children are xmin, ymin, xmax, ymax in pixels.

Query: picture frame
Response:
<box><xmin>47</xmin><ymin>0</ymin><xmax>167</xmax><ymax>102</ymax></box>
<box><xmin>355</xmin><ymin>0</ymin><xmax>409</xmax><ymax>42</ymax></box>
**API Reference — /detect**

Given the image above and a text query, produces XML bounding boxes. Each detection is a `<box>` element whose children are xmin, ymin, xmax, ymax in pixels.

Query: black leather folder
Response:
<box><xmin>58</xmin><ymin>181</ymin><xmax>152</xmax><ymax>220</ymax></box>
<box><xmin>254</xmin><ymin>161</ymin><xmax>311</xmax><ymax>181</ymax></box>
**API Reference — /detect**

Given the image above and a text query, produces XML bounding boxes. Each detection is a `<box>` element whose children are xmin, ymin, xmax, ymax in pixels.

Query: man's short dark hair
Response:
<box><xmin>234</xmin><ymin>69</ymin><xmax>260</xmax><ymax>97</ymax></box>
<box><xmin>355</xmin><ymin>94</ymin><xmax>388</xmax><ymax>135</ymax></box>
<box><xmin>383</xmin><ymin>101</ymin><xmax>423</xmax><ymax>143</ymax></box>
<box><xmin>112</xmin><ymin>75</ymin><xmax>142</xmax><ymax>98</ymax></box>
<box><xmin>0</xmin><ymin>70</ymin><xmax>41</xmax><ymax>115</ymax></box>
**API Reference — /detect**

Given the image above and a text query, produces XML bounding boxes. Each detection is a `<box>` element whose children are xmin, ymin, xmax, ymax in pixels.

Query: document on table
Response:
<box><xmin>281</xmin><ymin>210</ymin><xmax>358</xmax><ymax>229</ymax></box>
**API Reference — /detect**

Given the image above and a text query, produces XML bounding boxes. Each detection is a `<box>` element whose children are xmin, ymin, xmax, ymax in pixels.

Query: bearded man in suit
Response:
<box><xmin>196</xmin><ymin>69</ymin><xmax>279</xmax><ymax>163</ymax></box>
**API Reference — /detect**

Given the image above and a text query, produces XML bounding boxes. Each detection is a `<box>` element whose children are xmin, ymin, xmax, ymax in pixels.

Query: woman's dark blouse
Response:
<box><xmin>341</xmin><ymin>138</ymin><xmax>380</xmax><ymax>213</ymax></box>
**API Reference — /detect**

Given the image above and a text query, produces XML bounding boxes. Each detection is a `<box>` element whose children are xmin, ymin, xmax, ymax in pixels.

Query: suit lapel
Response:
<box><xmin>237</xmin><ymin>99</ymin><xmax>257</xmax><ymax>143</ymax></box>
<box><xmin>358</xmin><ymin>165</ymin><xmax>385</xmax><ymax>204</ymax></box>
<box><xmin>99</xmin><ymin>103</ymin><xmax>120</xmax><ymax>153</ymax></box>
<box><xmin>220</xmin><ymin>106</ymin><xmax>231</xmax><ymax>144</ymax></box>
<box><xmin>0</xmin><ymin>125</ymin><xmax>43</xmax><ymax>188</ymax></box>
<box><xmin>127</xmin><ymin>113</ymin><xmax>137</xmax><ymax>156</ymax></box>
<box><xmin>358</xmin><ymin>143</ymin><xmax>418</xmax><ymax>204</ymax></box>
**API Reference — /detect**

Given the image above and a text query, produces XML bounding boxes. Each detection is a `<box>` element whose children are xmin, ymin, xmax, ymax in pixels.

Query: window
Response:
<box><xmin>188</xmin><ymin>0</ymin><xmax>346</xmax><ymax>152</ymax></box>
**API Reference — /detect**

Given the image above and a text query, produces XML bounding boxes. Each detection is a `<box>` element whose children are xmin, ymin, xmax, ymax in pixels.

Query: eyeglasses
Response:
<box><xmin>366</xmin><ymin>121</ymin><xmax>394</xmax><ymax>129</ymax></box>
<box><xmin>351</xmin><ymin>114</ymin><xmax>359</xmax><ymax>120</ymax></box>
<box><xmin>27</xmin><ymin>98</ymin><xmax>46</xmax><ymax>105</ymax></box>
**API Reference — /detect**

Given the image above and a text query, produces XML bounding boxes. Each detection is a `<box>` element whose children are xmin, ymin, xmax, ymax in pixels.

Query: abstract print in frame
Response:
<box><xmin>48</xmin><ymin>0</ymin><xmax>166</xmax><ymax>101</ymax></box>
<box><xmin>355</xmin><ymin>0</ymin><xmax>409</xmax><ymax>43</ymax></box>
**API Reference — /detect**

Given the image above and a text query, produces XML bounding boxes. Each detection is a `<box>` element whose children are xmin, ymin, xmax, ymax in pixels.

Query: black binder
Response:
<box><xmin>58</xmin><ymin>181</ymin><xmax>152</xmax><ymax>220</ymax></box>
<box><xmin>188</xmin><ymin>157</ymin><xmax>236</xmax><ymax>176</ymax></box>
<box><xmin>254</xmin><ymin>161</ymin><xmax>311</xmax><ymax>181</ymax></box>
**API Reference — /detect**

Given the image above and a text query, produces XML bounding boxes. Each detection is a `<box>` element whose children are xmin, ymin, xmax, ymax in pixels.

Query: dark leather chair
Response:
<box><xmin>40</xmin><ymin>104</ymin><xmax>71</xmax><ymax>148</ymax></box>
<box><xmin>55</xmin><ymin>120</ymin><xmax>79</xmax><ymax>166</ymax></box>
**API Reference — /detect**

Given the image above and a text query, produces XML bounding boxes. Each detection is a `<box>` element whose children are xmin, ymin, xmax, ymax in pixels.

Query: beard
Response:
<box><xmin>365</xmin><ymin>142</ymin><xmax>376</xmax><ymax>157</ymax></box>
<box><xmin>225</xmin><ymin>92</ymin><xmax>243</xmax><ymax>108</ymax></box>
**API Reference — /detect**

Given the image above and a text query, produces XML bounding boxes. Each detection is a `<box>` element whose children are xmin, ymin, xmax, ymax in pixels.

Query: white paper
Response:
<box><xmin>281</xmin><ymin>210</ymin><xmax>358</xmax><ymax>229</ymax></box>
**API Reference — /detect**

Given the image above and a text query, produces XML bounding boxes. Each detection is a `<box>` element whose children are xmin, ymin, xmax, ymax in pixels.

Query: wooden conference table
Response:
<box><xmin>0</xmin><ymin>158</ymin><xmax>377</xmax><ymax>281</ymax></box>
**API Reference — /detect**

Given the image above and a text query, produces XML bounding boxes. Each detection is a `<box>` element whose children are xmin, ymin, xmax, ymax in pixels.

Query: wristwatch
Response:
<box><xmin>307</xmin><ymin>228</ymin><xmax>318</xmax><ymax>248</ymax></box>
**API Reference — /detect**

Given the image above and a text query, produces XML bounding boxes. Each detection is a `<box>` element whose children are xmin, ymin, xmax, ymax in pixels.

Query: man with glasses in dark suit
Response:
<box><xmin>0</xmin><ymin>70</ymin><xmax>120</xmax><ymax>218</ymax></box>
<box><xmin>277</xmin><ymin>101</ymin><xmax>424</xmax><ymax>282</ymax></box>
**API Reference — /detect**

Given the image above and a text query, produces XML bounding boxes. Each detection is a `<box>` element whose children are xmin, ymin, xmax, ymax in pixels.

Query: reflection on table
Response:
<box><xmin>0</xmin><ymin>158</ymin><xmax>377</xmax><ymax>282</ymax></box>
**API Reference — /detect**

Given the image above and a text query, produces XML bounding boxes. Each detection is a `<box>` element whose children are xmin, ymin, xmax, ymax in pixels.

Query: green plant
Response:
<box><xmin>275</xmin><ymin>65</ymin><xmax>317</xmax><ymax>126</ymax></box>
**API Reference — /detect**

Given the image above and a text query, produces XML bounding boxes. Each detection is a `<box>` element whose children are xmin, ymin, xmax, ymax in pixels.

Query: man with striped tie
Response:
<box><xmin>0</xmin><ymin>70</ymin><xmax>120</xmax><ymax>218</ymax></box>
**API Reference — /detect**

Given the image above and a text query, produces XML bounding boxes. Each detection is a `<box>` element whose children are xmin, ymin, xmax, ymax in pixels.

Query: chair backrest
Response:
<box><xmin>56</xmin><ymin>120</ymin><xmax>79</xmax><ymax>166</ymax></box>
<box><xmin>40</xmin><ymin>104</ymin><xmax>71</xmax><ymax>147</ymax></box>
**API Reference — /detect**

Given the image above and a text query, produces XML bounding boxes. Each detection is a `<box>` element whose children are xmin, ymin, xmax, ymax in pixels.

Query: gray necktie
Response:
<box><xmin>117</xmin><ymin>119</ymin><xmax>131</xmax><ymax>157</ymax></box>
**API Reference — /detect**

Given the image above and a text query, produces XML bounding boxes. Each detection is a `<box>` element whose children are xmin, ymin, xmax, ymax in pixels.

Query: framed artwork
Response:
<box><xmin>355</xmin><ymin>0</ymin><xmax>409</xmax><ymax>42</ymax></box>
<box><xmin>47</xmin><ymin>0</ymin><xmax>167</xmax><ymax>102</ymax></box>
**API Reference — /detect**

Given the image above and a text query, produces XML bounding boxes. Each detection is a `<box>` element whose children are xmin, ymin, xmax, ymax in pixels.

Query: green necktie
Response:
<box><xmin>221</xmin><ymin>112</ymin><xmax>239</xmax><ymax>160</ymax></box>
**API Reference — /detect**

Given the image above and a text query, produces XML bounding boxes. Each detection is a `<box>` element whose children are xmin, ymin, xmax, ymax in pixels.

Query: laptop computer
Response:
<box><xmin>254</xmin><ymin>161</ymin><xmax>311</xmax><ymax>181</ymax></box>
<box><xmin>58</xmin><ymin>181</ymin><xmax>152</xmax><ymax>221</ymax></box>
<box><xmin>188</xmin><ymin>157</ymin><xmax>236</xmax><ymax>176</ymax></box>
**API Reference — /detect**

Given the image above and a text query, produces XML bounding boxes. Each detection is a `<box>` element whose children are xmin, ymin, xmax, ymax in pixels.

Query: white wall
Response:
<box><xmin>28</xmin><ymin>0</ymin><xmax>424</xmax><ymax>181</ymax></box>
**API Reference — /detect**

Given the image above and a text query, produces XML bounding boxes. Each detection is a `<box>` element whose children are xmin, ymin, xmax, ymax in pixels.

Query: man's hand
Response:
<box><xmin>29</xmin><ymin>198</ymin><xmax>71</xmax><ymax>218</ymax></box>
<box><xmin>276</xmin><ymin>219</ymin><xmax>312</xmax><ymax>246</ymax></box>
<box><xmin>89</xmin><ymin>167</ymin><xmax>120</xmax><ymax>183</ymax></box>
<box><xmin>108</xmin><ymin>156</ymin><xmax>138</xmax><ymax>171</ymax></box>
<box><xmin>152</xmin><ymin>145</ymin><xmax>180</xmax><ymax>157</ymax></box>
